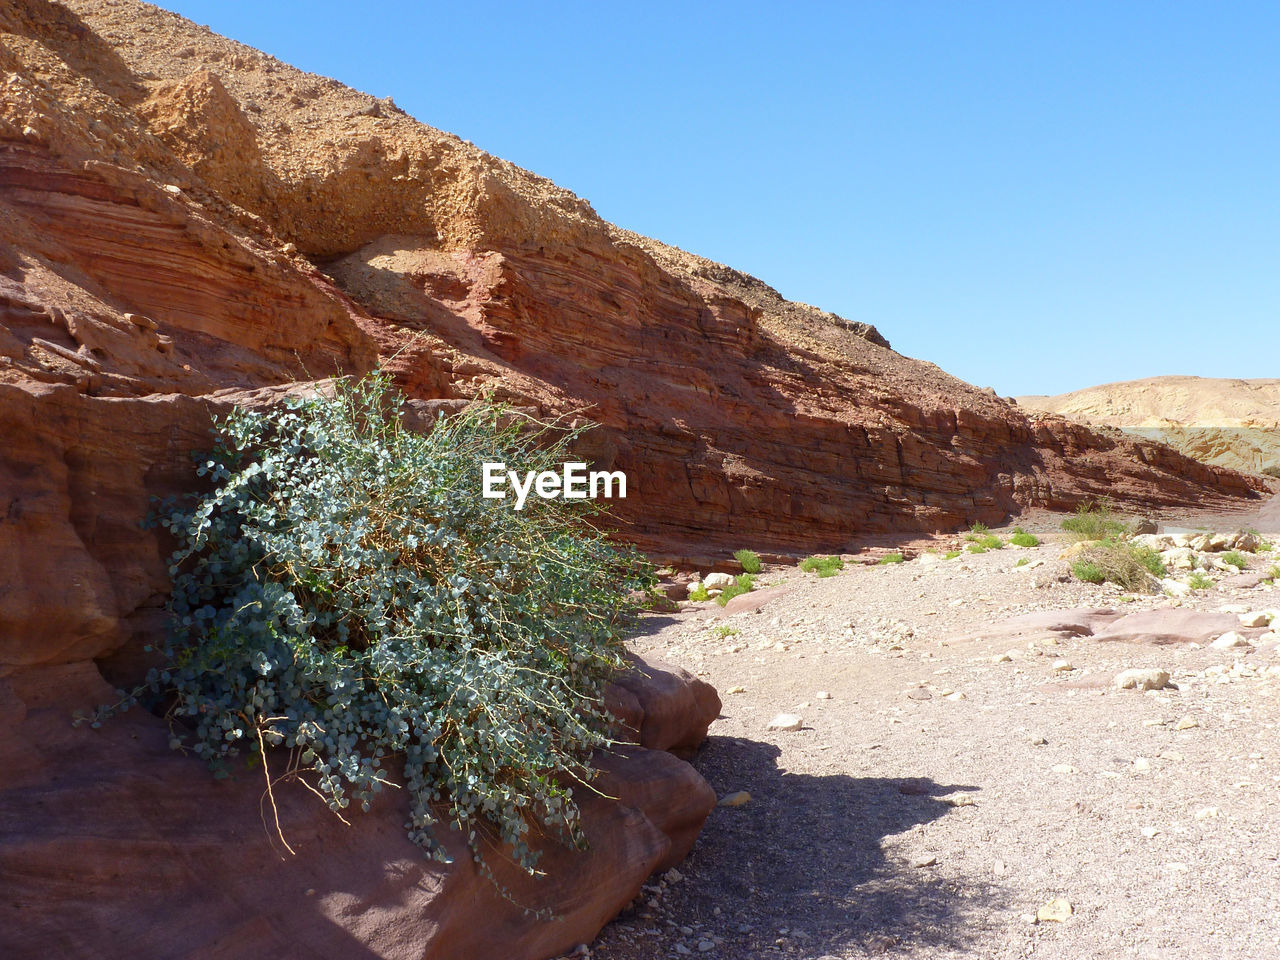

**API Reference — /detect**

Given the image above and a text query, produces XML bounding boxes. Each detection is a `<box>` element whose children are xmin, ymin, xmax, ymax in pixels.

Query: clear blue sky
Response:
<box><xmin>161</xmin><ymin>1</ymin><xmax>1278</xmax><ymax>396</ymax></box>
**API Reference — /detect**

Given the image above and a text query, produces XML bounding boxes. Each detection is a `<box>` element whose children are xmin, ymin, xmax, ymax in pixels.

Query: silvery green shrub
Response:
<box><xmin>117</xmin><ymin>373</ymin><xmax>652</xmax><ymax>877</ymax></box>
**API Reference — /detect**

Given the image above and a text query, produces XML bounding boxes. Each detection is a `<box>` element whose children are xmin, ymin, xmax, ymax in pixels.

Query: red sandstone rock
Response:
<box><xmin>0</xmin><ymin>657</ymin><xmax>717</xmax><ymax>960</ymax></box>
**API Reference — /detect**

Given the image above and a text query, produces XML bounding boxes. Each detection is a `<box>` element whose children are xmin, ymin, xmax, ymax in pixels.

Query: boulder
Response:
<box><xmin>1093</xmin><ymin>610</ymin><xmax>1245</xmax><ymax>645</ymax></box>
<box><xmin>0</xmin><ymin>657</ymin><xmax>718</xmax><ymax>960</ymax></box>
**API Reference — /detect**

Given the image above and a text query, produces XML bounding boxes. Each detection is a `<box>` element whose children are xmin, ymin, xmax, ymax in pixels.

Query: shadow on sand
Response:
<box><xmin>612</xmin><ymin>735</ymin><xmax>1003</xmax><ymax>957</ymax></box>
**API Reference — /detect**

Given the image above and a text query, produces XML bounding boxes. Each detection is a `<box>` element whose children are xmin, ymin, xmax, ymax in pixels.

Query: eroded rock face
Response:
<box><xmin>0</xmin><ymin>657</ymin><xmax>719</xmax><ymax>960</ymax></box>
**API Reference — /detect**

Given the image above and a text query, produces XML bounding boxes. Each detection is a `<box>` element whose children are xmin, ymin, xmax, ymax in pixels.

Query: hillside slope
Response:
<box><xmin>1019</xmin><ymin>376</ymin><xmax>1280</xmax><ymax>476</ymax></box>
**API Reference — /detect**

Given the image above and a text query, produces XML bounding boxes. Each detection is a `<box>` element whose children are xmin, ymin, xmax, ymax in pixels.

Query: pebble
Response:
<box><xmin>1176</xmin><ymin>716</ymin><xmax>1199</xmax><ymax>730</ymax></box>
<box><xmin>1239</xmin><ymin>611</ymin><xmax>1275</xmax><ymax>628</ymax></box>
<box><xmin>910</xmin><ymin>854</ymin><xmax>938</xmax><ymax>868</ymax></box>
<box><xmin>718</xmin><ymin>791</ymin><xmax>751</xmax><ymax>808</ymax></box>
<box><xmin>816</xmin><ymin>690</ymin><xmax>832</xmax><ymax>699</ymax></box>
<box><xmin>1051</xmin><ymin>763</ymin><xmax>1077</xmax><ymax>774</ymax></box>
<box><xmin>766</xmin><ymin>713</ymin><xmax>803</xmax><ymax>732</ymax></box>
<box><xmin>1114</xmin><ymin>668</ymin><xmax>1170</xmax><ymax>691</ymax></box>
<box><xmin>1051</xmin><ymin>660</ymin><xmax>1074</xmax><ymax>672</ymax></box>
<box><xmin>992</xmin><ymin>652</ymin><xmax>1013</xmax><ymax>663</ymax></box>
<box><xmin>1037</xmin><ymin>898</ymin><xmax>1073</xmax><ymax>923</ymax></box>
<box><xmin>1140</xmin><ymin>826</ymin><xmax>1160</xmax><ymax>838</ymax></box>
<box><xmin>725</xmin><ymin>686</ymin><xmax>746</xmax><ymax>695</ymax></box>
<box><xmin>1211</xmin><ymin>631</ymin><xmax>1251</xmax><ymax>650</ymax></box>
<box><xmin>1195</xmin><ymin>807</ymin><xmax>1220</xmax><ymax>820</ymax></box>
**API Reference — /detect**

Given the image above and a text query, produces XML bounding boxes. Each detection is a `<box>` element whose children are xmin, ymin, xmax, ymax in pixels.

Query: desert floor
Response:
<box><xmin>589</xmin><ymin>500</ymin><xmax>1280</xmax><ymax>960</ymax></box>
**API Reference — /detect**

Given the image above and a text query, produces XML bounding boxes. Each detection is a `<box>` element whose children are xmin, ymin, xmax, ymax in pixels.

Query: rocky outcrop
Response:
<box><xmin>0</xmin><ymin>655</ymin><xmax>719</xmax><ymax>960</ymax></box>
<box><xmin>1019</xmin><ymin>376</ymin><xmax>1280</xmax><ymax>476</ymax></box>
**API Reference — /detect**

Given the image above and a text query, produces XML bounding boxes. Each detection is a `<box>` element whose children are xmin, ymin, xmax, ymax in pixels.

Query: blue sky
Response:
<box><xmin>162</xmin><ymin>1</ymin><xmax>1278</xmax><ymax>396</ymax></box>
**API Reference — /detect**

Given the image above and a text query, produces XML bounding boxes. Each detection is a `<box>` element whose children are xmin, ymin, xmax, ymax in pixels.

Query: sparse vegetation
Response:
<box><xmin>1010</xmin><ymin>528</ymin><xmax>1040</xmax><ymax>548</ymax></box>
<box><xmin>1069</xmin><ymin>540</ymin><xmax>1165</xmax><ymax>591</ymax></box>
<box><xmin>800</xmin><ymin>555</ymin><xmax>845</xmax><ymax>577</ymax></box>
<box><xmin>878</xmin><ymin>552</ymin><xmax>906</xmax><ymax>565</ymax></box>
<box><xmin>1221</xmin><ymin>550</ymin><xmax>1251</xmax><ymax>570</ymax></box>
<box><xmin>688</xmin><ymin>582</ymin><xmax>711</xmax><ymax>602</ymax></box>
<box><xmin>716</xmin><ymin>573</ymin><xmax>757</xmax><ymax>606</ymax></box>
<box><xmin>733</xmin><ymin>549</ymin><xmax>762</xmax><ymax>574</ymax></box>
<box><xmin>965</xmin><ymin>522</ymin><xmax>989</xmax><ymax>539</ymax></box>
<box><xmin>1015</xmin><ymin>557</ymin><xmax>1030</xmax><ymax>567</ymax></box>
<box><xmin>944</xmin><ymin>550</ymin><xmax>962</xmax><ymax>560</ymax></box>
<box><xmin>1264</xmin><ymin>565</ymin><xmax>1280</xmax><ymax>585</ymax></box>
<box><xmin>710</xmin><ymin>625</ymin><xmax>741</xmax><ymax>639</ymax></box>
<box><xmin>966</xmin><ymin>543</ymin><xmax>988</xmax><ymax>554</ymax></box>
<box><xmin>1061</xmin><ymin>500</ymin><xmax>1128</xmax><ymax>542</ymax></box>
<box><xmin>1187</xmin><ymin>571</ymin><xmax>1214</xmax><ymax>591</ymax></box>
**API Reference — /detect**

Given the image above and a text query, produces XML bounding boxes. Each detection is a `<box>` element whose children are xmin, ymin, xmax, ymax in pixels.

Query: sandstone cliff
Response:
<box><xmin>1019</xmin><ymin>376</ymin><xmax>1280</xmax><ymax>477</ymax></box>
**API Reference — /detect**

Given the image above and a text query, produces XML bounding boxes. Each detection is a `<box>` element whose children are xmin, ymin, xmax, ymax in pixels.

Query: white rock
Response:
<box><xmin>1051</xmin><ymin>660</ymin><xmax>1074</xmax><ymax>672</ymax></box>
<box><xmin>1239</xmin><ymin>610</ymin><xmax>1277</xmax><ymax>628</ymax></box>
<box><xmin>703</xmin><ymin>572</ymin><xmax>735</xmax><ymax>590</ymax></box>
<box><xmin>1114</xmin><ymin>668</ymin><xmax>1170</xmax><ymax>691</ymax></box>
<box><xmin>766</xmin><ymin>713</ymin><xmax>803</xmax><ymax>732</ymax></box>
<box><xmin>1211</xmin><ymin>631</ymin><xmax>1251</xmax><ymax>650</ymax></box>
<box><xmin>816</xmin><ymin>690</ymin><xmax>832</xmax><ymax>699</ymax></box>
<box><xmin>1160</xmin><ymin>547</ymin><xmax>1197</xmax><ymax>571</ymax></box>
<box><xmin>1161</xmin><ymin>579</ymin><xmax>1191</xmax><ymax>598</ymax></box>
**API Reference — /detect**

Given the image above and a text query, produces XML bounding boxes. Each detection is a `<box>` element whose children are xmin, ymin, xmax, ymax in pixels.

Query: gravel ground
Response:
<box><xmin>584</xmin><ymin>513</ymin><xmax>1280</xmax><ymax>960</ymax></box>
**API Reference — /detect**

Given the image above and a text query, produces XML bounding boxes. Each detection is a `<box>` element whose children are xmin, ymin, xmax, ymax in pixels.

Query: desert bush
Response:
<box><xmin>878</xmin><ymin>552</ymin><xmax>905</xmax><ymax>565</ymax></box>
<box><xmin>89</xmin><ymin>372</ymin><xmax>654</xmax><ymax>880</ymax></box>
<box><xmin>944</xmin><ymin>550</ymin><xmax>962</xmax><ymax>560</ymax></box>
<box><xmin>733</xmin><ymin>549</ymin><xmax>762</xmax><ymax>574</ymax></box>
<box><xmin>716</xmin><ymin>573</ymin><xmax>756</xmax><ymax>606</ymax></box>
<box><xmin>799</xmin><ymin>555</ymin><xmax>844</xmax><ymax>577</ymax></box>
<box><xmin>688</xmin><ymin>581</ymin><xmax>711</xmax><ymax>602</ymax></box>
<box><xmin>1070</xmin><ymin>540</ymin><xmax>1164</xmax><ymax>591</ymax></box>
<box><xmin>1187</xmin><ymin>571</ymin><xmax>1214</xmax><ymax>590</ymax></box>
<box><xmin>1061</xmin><ymin>500</ymin><xmax>1128</xmax><ymax>542</ymax></box>
<box><xmin>1010</xmin><ymin>528</ymin><xmax>1040</xmax><ymax>548</ymax></box>
<box><xmin>710</xmin><ymin>625</ymin><xmax>741</xmax><ymax>639</ymax></box>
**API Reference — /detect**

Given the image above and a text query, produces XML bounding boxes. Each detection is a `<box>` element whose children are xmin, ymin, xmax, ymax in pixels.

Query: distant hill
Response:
<box><xmin>1018</xmin><ymin>376</ymin><xmax>1280</xmax><ymax>476</ymax></box>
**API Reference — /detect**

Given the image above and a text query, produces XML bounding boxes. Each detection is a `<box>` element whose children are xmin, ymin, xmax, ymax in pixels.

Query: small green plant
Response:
<box><xmin>1187</xmin><ymin>571</ymin><xmax>1214</xmax><ymax>590</ymax></box>
<box><xmin>715</xmin><ymin>573</ymin><xmax>757</xmax><ymax>606</ymax></box>
<box><xmin>966</xmin><ymin>543</ymin><xmax>988</xmax><ymax>554</ymax></box>
<box><xmin>1071</xmin><ymin>559</ymin><xmax>1106</xmax><ymax>583</ymax></box>
<box><xmin>1070</xmin><ymin>540</ymin><xmax>1164</xmax><ymax>591</ymax></box>
<box><xmin>1015</xmin><ymin>557</ymin><xmax>1030</xmax><ymax>567</ymax></box>
<box><xmin>878</xmin><ymin>552</ymin><xmax>906</xmax><ymax>565</ymax></box>
<box><xmin>1061</xmin><ymin>500</ymin><xmax>1128</xmax><ymax>542</ymax></box>
<box><xmin>688</xmin><ymin>582</ymin><xmax>711</xmax><ymax>602</ymax></box>
<box><xmin>733</xmin><ymin>549</ymin><xmax>762</xmax><ymax>574</ymax></box>
<box><xmin>944</xmin><ymin>550</ymin><xmax>962</xmax><ymax>560</ymax></box>
<box><xmin>1221</xmin><ymin>550</ymin><xmax>1251</xmax><ymax>570</ymax></box>
<box><xmin>710</xmin><ymin>625</ymin><xmax>741</xmax><ymax>639</ymax></box>
<box><xmin>1263</xmin><ymin>565</ymin><xmax>1280</xmax><ymax>585</ymax></box>
<box><xmin>966</xmin><ymin>522</ymin><xmax>989</xmax><ymax>538</ymax></box>
<box><xmin>1010</xmin><ymin>528</ymin><xmax>1040</xmax><ymax>548</ymax></box>
<box><xmin>799</xmin><ymin>555</ymin><xmax>845</xmax><ymax>577</ymax></box>
<box><xmin>84</xmin><ymin>372</ymin><xmax>654</xmax><ymax>888</ymax></box>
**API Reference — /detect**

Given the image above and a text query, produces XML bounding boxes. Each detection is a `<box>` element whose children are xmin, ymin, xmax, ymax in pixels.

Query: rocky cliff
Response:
<box><xmin>1019</xmin><ymin>376</ymin><xmax>1280</xmax><ymax>477</ymax></box>
<box><xmin>0</xmin><ymin>2</ymin><xmax>1273</xmax><ymax>958</ymax></box>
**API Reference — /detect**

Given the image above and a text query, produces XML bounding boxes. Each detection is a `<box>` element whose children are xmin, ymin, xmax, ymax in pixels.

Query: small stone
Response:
<box><xmin>1175</xmin><ymin>716</ymin><xmax>1199</xmax><ymax>731</ymax></box>
<box><xmin>725</xmin><ymin>686</ymin><xmax>746</xmax><ymax>695</ymax></box>
<box><xmin>766</xmin><ymin>713</ymin><xmax>803</xmax><ymax>732</ymax></box>
<box><xmin>1051</xmin><ymin>763</ymin><xmax>1077</xmax><ymax>774</ymax></box>
<box><xmin>1140</xmin><ymin>826</ymin><xmax>1160</xmax><ymax>838</ymax></box>
<box><xmin>1239</xmin><ymin>611</ymin><xmax>1274</xmax><ymax>628</ymax></box>
<box><xmin>1133</xmin><ymin>757</ymin><xmax>1152</xmax><ymax>773</ymax></box>
<box><xmin>1195</xmin><ymin>807</ymin><xmax>1220</xmax><ymax>820</ymax></box>
<box><xmin>697</xmin><ymin>941</ymin><xmax>714</xmax><ymax>953</ymax></box>
<box><xmin>945</xmin><ymin>691</ymin><xmax>966</xmax><ymax>701</ymax></box>
<box><xmin>704</xmin><ymin>572</ymin><xmax>735</xmax><ymax>590</ymax></box>
<box><xmin>1036</xmin><ymin>898</ymin><xmax>1073</xmax><ymax>923</ymax></box>
<box><xmin>941</xmin><ymin>792</ymin><xmax>976</xmax><ymax>807</ymax></box>
<box><xmin>675</xmin><ymin>944</ymin><xmax>692</xmax><ymax>956</ymax></box>
<box><xmin>910</xmin><ymin>854</ymin><xmax>938</xmax><ymax>868</ymax></box>
<box><xmin>718</xmin><ymin>791</ymin><xmax>751</xmax><ymax>808</ymax></box>
<box><xmin>906</xmin><ymin>687</ymin><xmax>932</xmax><ymax>701</ymax></box>
<box><xmin>1030</xmin><ymin>736</ymin><xmax>1048</xmax><ymax>746</ymax></box>
<box><xmin>664</xmin><ymin>868</ymin><xmax>684</xmax><ymax>884</ymax></box>
<box><xmin>992</xmin><ymin>652</ymin><xmax>1013</xmax><ymax>663</ymax></box>
<box><xmin>1114</xmin><ymin>668</ymin><xmax>1171</xmax><ymax>691</ymax></box>
<box><xmin>1051</xmin><ymin>660</ymin><xmax>1074</xmax><ymax>672</ymax></box>
<box><xmin>993</xmin><ymin>859</ymin><xmax>1008</xmax><ymax>876</ymax></box>
<box><xmin>816</xmin><ymin>690</ymin><xmax>832</xmax><ymax>699</ymax></box>
<box><xmin>1211</xmin><ymin>631</ymin><xmax>1251</xmax><ymax>650</ymax></box>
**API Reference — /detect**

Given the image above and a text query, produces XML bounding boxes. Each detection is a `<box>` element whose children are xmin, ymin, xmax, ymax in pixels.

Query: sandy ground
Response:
<box><xmin>585</xmin><ymin>508</ymin><xmax>1280</xmax><ymax>960</ymax></box>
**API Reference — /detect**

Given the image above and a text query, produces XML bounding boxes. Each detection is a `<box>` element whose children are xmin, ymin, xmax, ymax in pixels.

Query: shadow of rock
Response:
<box><xmin>604</xmin><ymin>736</ymin><xmax>1000</xmax><ymax>957</ymax></box>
